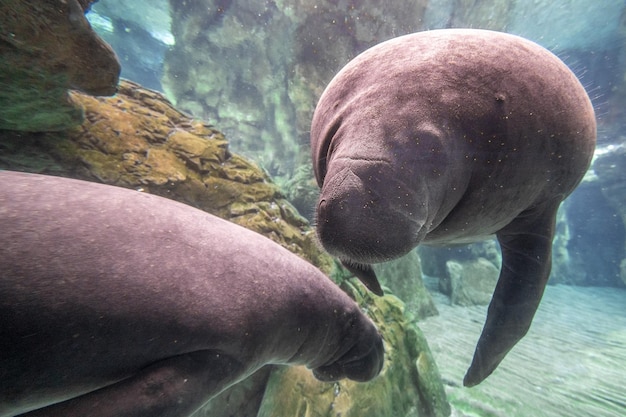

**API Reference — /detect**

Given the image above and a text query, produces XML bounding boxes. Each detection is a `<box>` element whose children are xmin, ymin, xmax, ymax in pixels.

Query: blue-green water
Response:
<box><xmin>84</xmin><ymin>1</ymin><xmax>626</xmax><ymax>414</ymax></box>
<box><xmin>2</xmin><ymin>1</ymin><xmax>625</xmax><ymax>416</ymax></box>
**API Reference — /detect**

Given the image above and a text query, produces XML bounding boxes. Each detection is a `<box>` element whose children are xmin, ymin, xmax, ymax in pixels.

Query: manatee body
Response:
<box><xmin>0</xmin><ymin>171</ymin><xmax>383</xmax><ymax>417</ymax></box>
<box><xmin>310</xmin><ymin>29</ymin><xmax>596</xmax><ymax>386</ymax></box>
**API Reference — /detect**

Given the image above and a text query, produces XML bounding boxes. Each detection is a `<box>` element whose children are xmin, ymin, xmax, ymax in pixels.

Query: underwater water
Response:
<box><xmin>420</xmin><ymin>279</ymin><xmax>626</xmax><ymax>417</ymax></box>
<box><xmin>82</xmin><ymin>2</ymin><xmax>626</xmax><ymax>414</ymax></box>
<box><xmin>1</xmin><ymin>0</ymin><xmax>626</xmax><ymax>416</ymax></box>
<box><xmin>88</xmin><ymin>1</ymin><xmax>626</xmax><ymax>414</ymax></box>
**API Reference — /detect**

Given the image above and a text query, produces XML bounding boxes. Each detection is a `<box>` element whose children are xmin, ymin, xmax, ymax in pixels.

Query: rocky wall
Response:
<box><xmin>0</xmin><ymin>0</ymin><xmax>120</xmax><ymax>132</ymax></box>
<box><xmin>162</xmin><ymin>0</ymin><xmax>428</xmax><ymax>182</ymax></box>
<box><xmin>593</xmin><ymin>146</ymin><xmax>626</xmax><ymax>286</ymax></box>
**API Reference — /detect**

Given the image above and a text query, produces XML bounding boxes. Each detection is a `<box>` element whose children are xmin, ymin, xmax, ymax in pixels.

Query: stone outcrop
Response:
<box><xmin>445</xmin><ymin>258</ymin><xmax>499</xmax><ymax>307</ymax></box>
<box><xmin>421</xmin><ymin>242</ymin><xmax>500</xmax><ymax>307</ymax></box>
<box><xmin>374</xmin><ymin>250</ymin><xmax>439</xmax><ymax>320</ymax></box>
<box><xmin>0</xmin><ymin>79</ymin><xmax>331</xmax><ymax>273</ymax></box>
<box><xmin>0</xmin><ymin>0</ymin><xmax>120</xmax><ymax>132</ymax></box>
<box><xmin>593</xmin><ymin>145</ymin><xmax>626</xmax><ymax>286</ymax></box>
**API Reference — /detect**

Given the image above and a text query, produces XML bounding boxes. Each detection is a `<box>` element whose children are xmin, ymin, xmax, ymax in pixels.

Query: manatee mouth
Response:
<box><xmin>315</xmin><ymin>164</ymin><xmax>422</xmax><ymax>295</ymax></box>
<box><xmin>315</xmin><ymin>195</ymin><xmax>419</xmax><ymax>265</ymax></box>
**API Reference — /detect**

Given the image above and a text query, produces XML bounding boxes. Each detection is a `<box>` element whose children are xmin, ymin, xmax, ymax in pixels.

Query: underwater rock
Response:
<box><xmin>419</xmin><ymin>241</ymin><xmax>501</xmax><ymax>294</ymax></box>
<box><xmin>0</xmin><ymin>79</ymin><xmax>332</xmax><ymax>274</ymax></box>
<box><xmin>373</xmin><ymin>250</ymin><xmax>438</xmax><ymax>321</ymax></box>
<box><xmin>162</xmin><ymin>0</ymin><xmax>428</xmax><ymax>180</ymax></box>
<box><xmin>256</xmin><ymin>282</ymin><xmax>450</xmax><ymax>417</ymax></box>
<box><xmin>593</xmin><ymin>145</ymin><xmax>626</xmax><ymax>286</ymax></box>
<box><xmin>0</xmin><ymin>0</ymin><xmax>120</xmax><ymax>131</ymax></box>
<box><xmin>445</xmin><ymin>258</ymin><xmax>499</xmax><ymax>307</ymax></box>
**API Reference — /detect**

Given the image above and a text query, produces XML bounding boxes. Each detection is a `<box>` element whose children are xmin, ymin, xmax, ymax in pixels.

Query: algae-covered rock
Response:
<box><xmin>373</xmin><ymin>250</ymin><xmax>438</xmax><ymax>321</ymax></box>
<box><xmin>0</xmin><ymin>79</ymin><xmax>331</xmax><ymax>274</ymax></box>
<box><xmin>0</xmin><ymin>0</ymin><xmax>120</xmax><ymax>132</ymax></box>
<box><xmin>163</xmin><ymin>0</ymin><xmax>428</xmax><ymax>180</ymax></box>
<box><xmin>445</xmin><ymin>258</ymin><xmax>499</xmax><ymax>307</ymax></box>
<box><xmin>256</xmin><ymin>281</ymin><xmax>450</xmax><ymax>417</ymax></box>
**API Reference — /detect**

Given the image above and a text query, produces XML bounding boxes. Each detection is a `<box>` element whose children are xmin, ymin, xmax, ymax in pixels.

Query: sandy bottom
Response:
<box><xmin>419</xmin><ymin>281</ymin><xmax>626</xmax><ymax>417</ymax></box>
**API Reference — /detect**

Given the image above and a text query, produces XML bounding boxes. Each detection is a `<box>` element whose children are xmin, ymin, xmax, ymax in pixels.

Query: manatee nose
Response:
<box><xmin>316</xmin><ymin>179</ymin><xmax>420</xmax><ymax>264</ymax></box>
<box><xmin>318</xmin><ymin>198</ymin><xmax>328</xmax><ymax>221</ymax></box>
<box><xmin>316</xmin><ymin>195</ymin><xmax>355</xmax><ymax>258</ymax></box>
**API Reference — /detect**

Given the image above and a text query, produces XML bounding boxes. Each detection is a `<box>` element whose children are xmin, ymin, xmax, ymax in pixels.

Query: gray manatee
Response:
<box><xmin>0</xmin><ymin>171</ymin><xmax>383</xmax><ymax>417</ymax></box>
<box><xmin>310</xmin><ymin>29</ymin><xmax>596</xmax><ymax>386</ymax></box>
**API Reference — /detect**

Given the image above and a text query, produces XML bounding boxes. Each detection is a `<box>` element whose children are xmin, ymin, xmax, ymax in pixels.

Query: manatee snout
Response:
<box><xmin>312</xmin><ymin>320</ymin><xmax>384</xmax><ymax>382</ymax></box>
<box><xmin>316</xmin><ymin>165</ymin><xmax>421</xmax><ymax>265</ymax></box>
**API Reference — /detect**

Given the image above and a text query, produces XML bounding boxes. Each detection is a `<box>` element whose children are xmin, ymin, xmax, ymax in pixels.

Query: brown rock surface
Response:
<box><xmin>0</xmin><ymin>79</ymin><xmax>332</xmax><ymax>273</ymax></box>
<box><xmin>0</xmin><ymin>0</ymin><xmax>120</xmax><ymax>131</ymax></box>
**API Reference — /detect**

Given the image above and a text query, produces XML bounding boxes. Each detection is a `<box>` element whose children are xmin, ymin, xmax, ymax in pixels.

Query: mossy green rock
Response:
<box><xmin>0</xmin><ymin>0</ymin><xmax>120</xmax><ymax>131</ymax></box>
<box><xmin>373</xmin><ymin>250</ymin><xmax>438</xmax><ymax>321</ymax></box>
<box><xmin>0</xmin><ymin>79</ymin><xmax>331</xmax><ymax>274</ymax></box>
<box><xmin>257</xmin><ymin>282</ymin><xmax>450</xmax><ymax>417</ymax></box>
<box><xmin>445</xmin><ymin>258</ymin><xmax>499</xmax><ymax>307</ymax></box>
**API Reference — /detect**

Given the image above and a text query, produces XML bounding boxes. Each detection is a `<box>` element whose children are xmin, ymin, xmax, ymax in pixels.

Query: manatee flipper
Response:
<box><xmin>20</xmin><ymin>351</ymin><xmax>244</xmax><ymax>417</ymax></box>
<box><xmin>341</xmin><ymin>260</ymin><xmax>384</xmax><ymax>296</ymax></box>
<box><xmin>463</xmin><ymin>203</ymin><xmax>559</xmax><ymax>387</ymax></box>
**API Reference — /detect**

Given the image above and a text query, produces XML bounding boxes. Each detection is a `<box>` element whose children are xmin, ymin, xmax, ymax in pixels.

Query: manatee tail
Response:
<box><xmin>463</xmin><ymin>204</ymin><xmax>558</xmax><ymax>387</ymax></box>
<box><xmin>341</xmin><ymin>260</ymin><xmax>384</xmax><ymax>296</ymax></box>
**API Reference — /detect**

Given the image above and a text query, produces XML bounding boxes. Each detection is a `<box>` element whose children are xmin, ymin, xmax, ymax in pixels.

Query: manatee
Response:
<box><xmin>310</xmin><ymin>29</ymin><xmax>596</xmax><ymax>386</ymax></box>
<box><xmin>0</xmin><ymin>171</ymin><xmax>383</xmax><ymax>417</ymax></box>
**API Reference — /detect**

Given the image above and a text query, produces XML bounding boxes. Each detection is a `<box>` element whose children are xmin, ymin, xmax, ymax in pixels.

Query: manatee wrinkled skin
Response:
<box><xmin>311</xmin><ymin>29</ymin><xmax>596</xmax><ymax>386</ymax></box>
<box><xmin>0</xmin><ymin>171</ymin><xmax>383</xmax><ymax>417</ymax></box>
